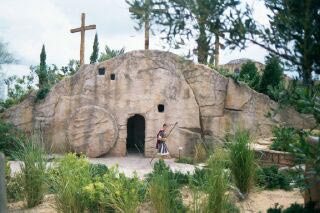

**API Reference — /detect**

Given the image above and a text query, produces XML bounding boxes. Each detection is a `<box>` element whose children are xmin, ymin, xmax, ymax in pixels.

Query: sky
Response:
<box><xmin>0</xmin><ymin>0</ymin><xmax>270</xmax><ymax>78</ymax></box>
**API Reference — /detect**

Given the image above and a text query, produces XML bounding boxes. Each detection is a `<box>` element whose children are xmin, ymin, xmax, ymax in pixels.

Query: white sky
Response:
<box><xmin>0</xmin><ymin>0</ymin><xmax>269</xmax><ymax>78</ymax></box>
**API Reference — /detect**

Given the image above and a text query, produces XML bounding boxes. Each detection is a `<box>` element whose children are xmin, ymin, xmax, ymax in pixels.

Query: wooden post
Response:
<box><xmin>70</xmin><ymin>13</ymin><xmax>96</xmax><ymax>66</ymax></box>
<box><xmin>0</xmin><ymin>152</ymin><xmax>7</xmax><ymax>213</ymax></box>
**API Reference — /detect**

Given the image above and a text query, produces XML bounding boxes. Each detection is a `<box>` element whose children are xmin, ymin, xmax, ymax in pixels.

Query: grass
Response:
<box><xmin>205</xmin><ymin>148</ymin><xmax>232</xmax><ymax>213</ymax></box>
<box><xmin>228</xmin><ymin>128</ymin><xmax>256</xmax><ymax>197</ymax></box>
<box><xmin>14</xmin><ymin>135</ymin><xmax>47</xmax><ymax>208</ymax></box>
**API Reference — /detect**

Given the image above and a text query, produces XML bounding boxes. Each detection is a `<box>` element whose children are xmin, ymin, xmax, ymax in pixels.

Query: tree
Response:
<box><xmin>98</xmin><ymin>45</ymin><xmax>125</xmax><ymax>62</ymax></box>
<box><xmin>36</xmin><ymin>45</ymin><xmax>48</xmax><ymax>88</ymax></box>
<box><xmin>259</xmin><ymin>56</ymin><xmax>283</xmax><ymax>95</ymax></box>
<box><xmin>90</xmin><ymin>33</ymin><xmax>99</xmax><ymax>64</ymax></box>
<box><xmin>0</xmin><ymin>40</ymin><xmax>16</xmax><ymax>69</ymax></box>
<box><xmin>126</xmin><ymin>0</ymin><xmax>167</xmax><ymax>50</ymax></box>
<box><xmin>227</xmin><ymin>0</ymin><xmax>320</xmax><ymax>85</ymax></box>
<box><xmin>239</xmin><ymin>61</ymin><xmax>260</xmax><ymax>90</ymax></box>
<box><xmin>133</xmin><ymin>0</ymin><xmax>240</xmax><ymax>65</ymax></box>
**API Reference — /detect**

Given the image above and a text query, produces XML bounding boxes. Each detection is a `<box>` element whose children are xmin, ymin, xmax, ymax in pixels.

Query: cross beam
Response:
<box><xmin>70</xmin><ymin>13</ymin><xmax>96</xmax><ymax>65</ymax></box>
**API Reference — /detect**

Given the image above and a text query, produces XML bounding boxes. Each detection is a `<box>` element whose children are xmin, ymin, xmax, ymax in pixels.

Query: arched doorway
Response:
<box><xmin>126</xmin><ymin>114</ymin><xmax>145</xmax><ymax>155</ymax></box>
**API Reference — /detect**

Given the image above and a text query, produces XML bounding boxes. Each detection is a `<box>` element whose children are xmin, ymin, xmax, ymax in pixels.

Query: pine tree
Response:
<box><xmin>90</xmin><ymin>33</ymin><xmax>99</xmax><ymax>64</ymax></box>
<box><xmin>259</xmin><ymin>56</ymin><xmax>283</xmax><ymax>95</ymax></box>
<box><xmin>38</xmin><ymin>45</ymin><xmax>48</xmax><ymax>88</ymax></box>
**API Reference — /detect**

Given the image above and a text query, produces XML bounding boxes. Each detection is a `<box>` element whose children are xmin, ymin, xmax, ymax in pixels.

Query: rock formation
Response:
<box><xmin>1</xmin><ymin>50</ymin><xmax>316</xmax><ymax>157</ymax></box>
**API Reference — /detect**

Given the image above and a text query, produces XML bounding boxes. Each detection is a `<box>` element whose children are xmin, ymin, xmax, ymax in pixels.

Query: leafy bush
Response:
<box><xmin>267</xmin><ymin>202</ymin><xmax>317</xmax><ymax>213</ymax></box>
<box><xmin>148</xmin><ymin>160</ymin><xmax>186</xmax><ymax>212</ymax></box>
<box><xmin>228</xmin><ymin>128</ymin><xmax>256</xmax><ymax>196</ymax></box>
<box><xmin>0</xmin><ymin>120</ymin><xmax>25</xmax><ymax>159</ymax></box>
<box><xmin>14</xmin><ymin>136</ymin><xmax>46</xmax><ymax>208</ymax></box>
<box><xmin>35</xmin><ymin>85</ymin><xmax>50</xmax><ymax>102</ymax></box>
<box><xmin>146</xmin><ymin>160</ymin><xmax>190</xmax><ymax>187</ymax></box>
<box><xmin>50</xmin><ymin>153</ymin><xmax>91</xmax><ymax>213</ymax></box>
<box><xmin>270</xmin><ymin>127</ymin><xmax>299</xmax><ymax>152</ymax></box>
<box><xmin>6</xmin><ymin>173</ymin><xmax>24</xmax><ymax>202</ymax></box>
<box><xmin>256</xmin><ymin>166</ymin><xmax>292</xmax><ymax>190</ymax></box>
<box><xmin>89</xmin><ymin>163</ymin><xmax>108</xmax><ymax>178</ymax></box>
<box><xmin>102</xmin><ymin>167</ymin><xmax>143</xmax><ymax>212</ymax></box>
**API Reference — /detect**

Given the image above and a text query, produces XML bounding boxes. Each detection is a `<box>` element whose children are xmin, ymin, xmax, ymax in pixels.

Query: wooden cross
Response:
<box><xmin>70</xmin><ymin>13</ymin><xmax>96</xmax><ymax>65</ymax></box>
<box><xmin>129</xmin><ymin>0</ymin><xmax>166</xmax><ymax>50</ymax></box>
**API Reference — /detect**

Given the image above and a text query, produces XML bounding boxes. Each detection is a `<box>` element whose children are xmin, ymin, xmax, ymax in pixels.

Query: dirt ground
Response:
<box><xmin>237</xmin><ymin>189</ymin><xmax>304</xmax><ymax>212</ymax></box>
<box><xmin>8</xmin><ymin>189</ymin><xmax>303</xmax><ymax>213</ymax></box>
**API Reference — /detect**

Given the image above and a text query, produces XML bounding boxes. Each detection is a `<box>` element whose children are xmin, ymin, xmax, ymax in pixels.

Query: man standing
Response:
<box><xmin>156</xmin><ymin>123</ymin><xmax>169</xmax><ymax>157</ymax></box>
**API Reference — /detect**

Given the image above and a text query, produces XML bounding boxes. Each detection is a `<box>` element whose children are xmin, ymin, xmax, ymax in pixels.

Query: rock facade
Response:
<box><xmin>1</xmin><ymin>50</ymin><xmax>316</xmax><ymax>157</ymax></box>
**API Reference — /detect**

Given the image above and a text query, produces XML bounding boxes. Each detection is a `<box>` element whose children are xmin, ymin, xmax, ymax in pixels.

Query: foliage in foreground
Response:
<box><xmin>50</xmin><ymin>153</ymin><xmax>91</xmax><ymax>213</ymax></box>
<box><xmin>14</xmin><ymin>136</ymin><xmax>47</xmax><ymax>208</ymax></box>
<box><xmin>267</xmin><ymin>202</ymin><xmax>317</xmax><ymax>213</ymax></box>
<box><xmin>204</xmin><ymin>148</ymin><xmax>233</xmax><ymax>213</ymax></box>
<box><xmin>0</xmin><ymin>120</ymin><xmax>25</xmax><ymax>159</ymax></box>
<box><xmin>228</xmin><ymin>128</ymin><xmax>256</xmax><ymax>196</ymax></box>
<box><xmin>148</xmin><ymin>160</ymin><xmax>186</xmax><ymax>212</ymax></box>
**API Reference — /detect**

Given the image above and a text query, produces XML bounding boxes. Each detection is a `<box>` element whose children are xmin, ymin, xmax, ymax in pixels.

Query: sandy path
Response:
<box><xmin>9</xmin><ymin>154</ymin><xmax>196</xmax><ymax>179</ymax></box>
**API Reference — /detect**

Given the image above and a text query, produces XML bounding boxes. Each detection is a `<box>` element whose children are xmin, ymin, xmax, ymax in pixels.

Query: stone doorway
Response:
<box><xmin>126</xmin><ymin>114</ymin><xmax>145</xmax><ymax>155</ymax></box>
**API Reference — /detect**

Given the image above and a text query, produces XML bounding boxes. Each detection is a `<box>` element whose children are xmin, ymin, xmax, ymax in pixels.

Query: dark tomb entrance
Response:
<box><xmin>126</xmin><ymin>114</ymin><xmax>145</xmax><ymax>155</ymax></box>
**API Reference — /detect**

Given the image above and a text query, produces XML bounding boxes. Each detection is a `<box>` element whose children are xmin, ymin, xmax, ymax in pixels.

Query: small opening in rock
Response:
<box><xmin>110</xmin><ymin>73</ymin><xmax>115</xmax><ymax>80</ymax></box>
<box><xmin>158</xmin><ymin>104</ymin><xmax>164</xmax><ymax>112</ymax></box>
<box><xmin>98</xmin><ymin>67</ymin><xmax>105</xmax><ymax>75</ymax></box>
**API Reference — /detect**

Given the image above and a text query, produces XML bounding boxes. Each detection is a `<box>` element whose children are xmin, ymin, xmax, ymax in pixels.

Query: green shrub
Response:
<box><xmin>256</xmin><ymin>166</ymin><xmax>292</xmax><ymax>190</ymax></box>
<box><xmin>89</xmin><ymin>163</ymin><xmax>108</xmax><ymax>178</ymax></box>
<box><xmin>0</xmin><ymin>120</ymin><xmax>25</xmax><ymax>159</ymax></box>
<box><xmin>267</xmin><ymin>202</ymin><xmax>317</xmax><ymax>213</ymax></box>
<box><xmin>228</xmin><ymin>128</ymin><xmax>256</xmax><ymax>196</ymax></box>
<box><xmin>14</xmin><ymin>136</ymin><xmax>46</xmax><ymax>208</ymax></box>
<box><xmin>191</xmin><ymin>167</ymin><xmax>207</xmax><ymax>188</ymax></box>
<box><xmin>146</xmin><ymin>160</ymin><xmax>190</xmax><ymax>187</ymax></box>
<box><xmin>50</xmin><ymin>153</ymin><xmax>91</xmax><ymax>213</ymax></box>
<box><xmin>6</xmin><ymin>173</ymin><xmax>24</xmax><ymax>202</ymax></box>
<box><xmin>35</xmin><ymin>85</ymin><xmax>50</xmax><ymax>102</ymax></box>
<box><xmin>102</xmin><ymin>167</ymin><xmax>143</xmax><ymax>213</ymax></box>
<box><xmin>270</xmin><ymin>127</ymin><xmax>299</xmax><ymax>152</ymax></box>
<box><xmin>148</xmin><ymin>160</ymin><xmax>186</xmax><ymax>212</ymax></box>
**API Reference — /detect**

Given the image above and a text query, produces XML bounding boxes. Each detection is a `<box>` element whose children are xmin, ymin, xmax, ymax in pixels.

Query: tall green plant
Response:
<box><xmin>51</xmin><ymin>153</ymin><xmax>91</xmax><ymax>213</ymax></box>
<box><xmin>205</xmin><ymin>148</ymin><xmax>231</xmax><ymax>212</ymax></box>
<box><xmin>90</xmin><ymin>33</ymin><xmax>99</xmax><ymax>64</ymax></box>
<box><xmin>14</xmin><ymin>135</ymin><xmax>46</xmax><ymax>208</ymax></box>
<box><xmin>228</xmin><ymin>128</ymin><xmax>256</xmax><ymax>197</ymax></box>
<box><xmin>148</xmin><ymin>160</ymin><xmax>186</xmax><ymax>212</ymax></box>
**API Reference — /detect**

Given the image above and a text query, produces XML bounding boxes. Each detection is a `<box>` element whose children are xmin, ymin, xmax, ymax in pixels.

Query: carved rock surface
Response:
<box><xmin>1</xmin><ymin>50</ymin><xmax>317</xmax><ymax>157</ymax></box>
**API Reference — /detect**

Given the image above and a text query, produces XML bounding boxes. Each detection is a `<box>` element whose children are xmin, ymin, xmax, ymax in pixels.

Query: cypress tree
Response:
<box><xmin>38</xmin><ymin>45</ymin><xmax>48</xmax><ymax>88</ymax></box>
<box><xmin>90</xmin><ymin>33</ymin><xmax>99</xmax><ymax>64</ymax></box>
<box><xmin>259</xmin><ymin>56</ymin><xmax>283</xmax><ymax>95</ymax></box>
